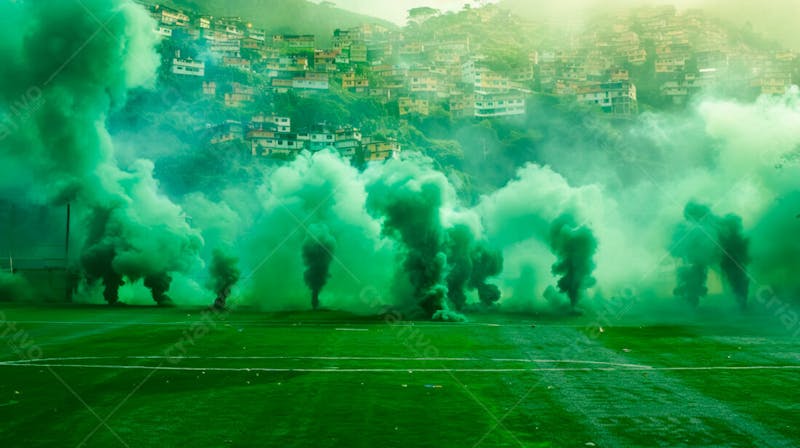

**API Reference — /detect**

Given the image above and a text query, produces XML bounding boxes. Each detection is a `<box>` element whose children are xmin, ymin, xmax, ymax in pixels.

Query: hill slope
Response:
<box><xmin>499</xmin><ymin>0</ymin><xmax>800</xmax><ymax>50</ymax></box>
<box><xmin>162</xmin><ymin>0</ymin><xmax>394</xmax><ymax>43</ymax></box>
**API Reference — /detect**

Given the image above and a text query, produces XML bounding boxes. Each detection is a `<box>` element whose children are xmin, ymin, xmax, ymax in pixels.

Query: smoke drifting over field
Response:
<box><xmin>1</xmin><ymin>0</ymin><xmax>800</xmax><ymax>320</ymax></box>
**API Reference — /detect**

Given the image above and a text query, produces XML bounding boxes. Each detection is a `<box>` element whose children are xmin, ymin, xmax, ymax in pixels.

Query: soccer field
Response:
<box><xmin>1</xmin><ymin>305</ymin><xmax>798</xmax><ymax>447</ymax></box>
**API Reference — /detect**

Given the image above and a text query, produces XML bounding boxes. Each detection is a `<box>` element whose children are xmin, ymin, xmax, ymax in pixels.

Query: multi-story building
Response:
<box><xmin>448</xmin><ymin>93</ymin><xmax>474</xmax><ymax>119</ymax></box>
<box><xmin>155</xmin><ymin>26</ymin><xmax>173</xmax><ymax>38</ymax></box>
<box><xmin>172</xmin><ymin>58</ymin><xmax>205</xmax><ymax>77</ymax></box>
<box><xmin>332</xmin><ymin>29</ymin><xmax>356</xmax><ymax>51</ymax></box>
<box><xmin>314</xmin><ymin>50</ymin><xmax>340</xmax><ymax>72</ymax></box>
<box><xmin>350</xmin><ymin>42</ymin><xmax>368</xmax><ymax>63</ymax></box>
<box><xmin>265</xmin><ymin>56</ymin><xmax>309</xmax><ymax>78</ymax></box>
<box><xmin>249</xmin><ymin>131</ymin><xmax>306</xmax><ymax>157</ymax></box>
<box><xmin>398</xmin><ymin>97</ymin><xmax>430</xmax><ymax>116</ymax></box>
<box><xmin>157</xmin><ymin>6</ymin><xmax>189</xmax><ymax>27</ymax></box>
<box><xmin>224</xmin><ymin>83</ymin><xmax>255</xmax><ymax>108</ymax></box>
<box><xmin>462</xmin><ymin>59</ymin><xmax>512</xmax><ymax>92</ymax></box>
<box><xmin>398</xmin><ymin>41</ymin><xmax>425</xmax><ymax>58</ymax></box>
<box><xmin>250</xmin><ymin>115</ymin><xmax>292</xmax><ymax>133</ymax></box>
<box><xmin>209</xmin><ymin>120</ymin><xmax>244</xmax><ymax>145</ymax></box>
<box><xmin>209</xmin><ymin>38</ymin><xmax>242</xmax><ymax>59</ymax></box>
<box><xmin>292</xmin><ymin>73</ymin><xmax>329</xmax><ymax>91</ymax></box>
<box><xmin>341</xmin><ymin>72</ymin><xmax>369</xmax><ymax>92</ymax></box>
<box><xmin>202</xmin><ymin>81</ymin><xmax>217</xmax><ymax>96</ymax></box>
<box><xmin>655</xmin><ymin>55</ymin><xmax>688</xmax><ymax>74</ymax></box>
<box><xmin>408</xmin><ymin>68</ymin><xmax>442</xmax><ymax>96</ymax></box>
<box><xmin>576</xmin><ymin>81</ymin><xmax>638</xmax><ymax>115</ymax></box>
<box><xmin>473</xmin><ymin>91</ymin><xmax>526</xmax><ymax>118</ymax></box>
<box><xmin>274</xmin><ymin>34</ymin><xmax>315</xmax><ymax>54</ymax></box>
<box><xmin>334</xmin><ymin>127</ymin><xmax>362</xmax><ymax>158</ymax></box>
<box><xmin>222</xmin><ymin>57</ymin><xmax>252</xmax><ymax>71</ymax></box>
<box><xmin>307</xmin><ymin>129</ymin><xmax>336</xmax><ymax>152</ymax></box>
<box><xmin>362</xmin><ymin>137</ymin><xmax>401</xmax><ymax>162</ymax></box>
<box><xmin>248</xmin><ymin>28</ymin><xmax>267</xmax><ymax>42</ymax></box>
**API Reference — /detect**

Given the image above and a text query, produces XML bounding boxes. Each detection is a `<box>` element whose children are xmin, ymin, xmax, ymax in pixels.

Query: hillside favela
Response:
<box><xmin>2</xmin><ymin>0</ymin><xmax>800</xmax><ymax>447</ymax></box>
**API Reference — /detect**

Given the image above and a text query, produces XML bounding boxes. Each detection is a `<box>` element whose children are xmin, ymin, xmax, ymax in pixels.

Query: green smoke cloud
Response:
<box><xmin>241</xmin><ymin>150</ymin><xmax>395</xmax><ymax>313</ymax></box>
<box><xmin>0</xmin><ymin>0</ymin><xmax>202</xmax><ymax>304</ymax></box>
<box><xmin>750</xmin><ymin>192</ymin><xmax>800</xmax><ymax>300</ymax></box>
<box><xmin>3</xmin><ymin>0</ymin><xmax>800</xmax><ymax>325</ymax></box>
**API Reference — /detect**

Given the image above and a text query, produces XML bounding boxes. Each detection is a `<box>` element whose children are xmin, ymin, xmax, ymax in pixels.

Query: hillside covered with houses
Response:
<box><xmin>130</xmin><ymin>1</ymin><xmax>799</xmax><ymax>172</ymax></box>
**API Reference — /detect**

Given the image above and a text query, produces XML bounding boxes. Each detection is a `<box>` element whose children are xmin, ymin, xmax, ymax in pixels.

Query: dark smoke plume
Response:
<box><xmin>445</xmin><ymin>226</ymin><xmax>504</xmax><ymax>309</ymax></box>
<box><xmin>468</xmin><ymin>242</ymin><xmax>503</xmax><ymax>307</ymax></box>
<box><xmin>301</xmin><ymin>224</ymin><xmax>336</xmax><ymax>310</ymax></box>
<box><xmin>672</xmin><ymin>202</ymin><xmax>750</xmax><ymax>308</ymax></box>
<box><xmin>549</xmin><ymin>214</ymin><xmax>598</xmax><ymax>308</ymax></box>
<box><xmin>209</xmin><ymin>249</ymin><xmax>240</xmax><ymax>309</ymax></box>
<box><xmin>144</xmin><ymin>272</ymin><xmax>173</xmax><ymax>306</ymax></box>
<box><xmin>445</xmin><ymin>225</ymin><xmax>473</xmax><ymax>310</ymax></box>
<box><xmin>367</xmin><ymin>163</ymin><xmax>449</xmax><ymax>317</ymax></box>
<box><xmin>717</xmin><ymin>214</ymin><xmax>750</xmax><ymax>309</ymax></box>
<box><xmin>81</xmin><ymin>207</ymin><xmax>125</xmax><ymax>304</ymax></box>
<box><xmin>674</xmin><ymin>264</ymin><xmax>709</xmax><ymax>307</ymax></box>
<box><xmin>672</xmin><ymin>203</ymin><xmax>716</xmax><ymax>306</ymax></box>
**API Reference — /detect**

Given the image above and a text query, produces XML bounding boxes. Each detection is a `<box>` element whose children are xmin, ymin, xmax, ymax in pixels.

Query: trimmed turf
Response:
<box><xmin>1</xmin><ymin>304</ymin><xmax>798</xmax><ymax>447</ymax></box>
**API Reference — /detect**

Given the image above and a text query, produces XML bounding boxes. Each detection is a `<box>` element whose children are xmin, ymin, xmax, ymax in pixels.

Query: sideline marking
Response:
<box><xmin>2</xmin><ymin>356</ymin><xmax>799</xmax><ymax>373</ymax></box>
<box><xmin>1</xmin><ymin>363</ymin><xmax>800</xmax><ymax>373</ymax></box>
<box><xmin>0</xmin><ymin>320</ymin><xmax>553</xmax><ymax>328</ymax></box>
<box><xmin>0</xmin><ymin>356</ymin><xmax>652</xmax><ymax>369</ymax></box>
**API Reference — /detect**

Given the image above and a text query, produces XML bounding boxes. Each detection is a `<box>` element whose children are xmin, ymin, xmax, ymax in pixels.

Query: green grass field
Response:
<box><xmin>1</xmin><ymin>304</ymin><xmax>799</xmax><ymax>447</ymax></box>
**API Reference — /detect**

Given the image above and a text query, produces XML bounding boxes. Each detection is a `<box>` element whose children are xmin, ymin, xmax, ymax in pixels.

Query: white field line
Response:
<box><xmin>1</xmin><ymin>363</ymin><xmax>800</xmax><ymax>373</ymax></box>
<box><xmin>2</xmin><ymin>356</ymin><xmax>799</xmax><ymax>372</ymax></box>
<box><xmin>0</xmin><ymin>356</ymin><xmax>652</xmax><ymax>369</ymax></box>
<box><xmin>0</xmin><ymin>320</ymin><xmax>553</xmax><ymax>328</ymax></box>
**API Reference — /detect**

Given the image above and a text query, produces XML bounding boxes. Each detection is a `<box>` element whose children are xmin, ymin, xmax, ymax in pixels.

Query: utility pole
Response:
<box><xmin>9</xmin><ymin>203</ymin><xmax>15</xmax><ymax>273</ymax></box>
<box><xmin>64</xmin><ymin>203</ymin><xmax>70</xmax><ymax>268</ymax></box>
<box><xmin>65</xmin><ymin>203</ymin><xmax>73</xmax><ymax>302</ymax></box>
